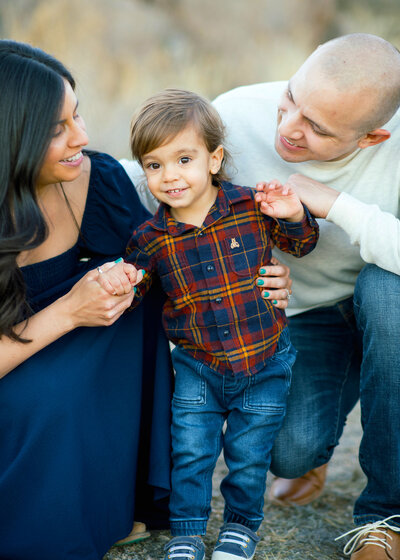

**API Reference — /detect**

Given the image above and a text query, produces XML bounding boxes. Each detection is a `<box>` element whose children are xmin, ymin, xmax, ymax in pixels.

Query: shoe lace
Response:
<box><xmin>218</xmin><ymin>529</ymin><xmax>251</xmax><ymax>549</ymax></box>
<box><xmin>167</xmin><ymin>544</ymin><xmax>197</xmax><ymax>560</ymax></box>
<box><xmin>335</xmin><ymin>515</ymin><xmax>400</xmax><ymax>555</ymax></box>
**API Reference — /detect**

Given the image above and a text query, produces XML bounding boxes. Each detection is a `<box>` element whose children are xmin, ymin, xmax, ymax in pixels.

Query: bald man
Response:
<box><xmin>213</xmin><ymin>33</ymin><xmax>400</xmax><ymax>559</ymax></box>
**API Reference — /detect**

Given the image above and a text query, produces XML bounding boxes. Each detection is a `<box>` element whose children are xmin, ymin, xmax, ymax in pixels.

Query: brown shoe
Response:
<box><xmin>336</xmin><ymin>516</ymin><xmax>400</xmax><ymax>559</ymax></box>
<box><xmin>268</xmin><ymin>463</ymin><xmax>328</xmax><ymax>506</ymax></box>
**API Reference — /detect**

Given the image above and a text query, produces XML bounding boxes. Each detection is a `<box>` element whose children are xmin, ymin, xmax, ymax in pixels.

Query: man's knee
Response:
<box><xmin>354</xmin><ymin>264</ymin><xmax>400</xmax><ymax>335</ymax></box>
<box><xmin>270</xmin><ymin>433</ymin><xmax>331</xmax><ymax>478</ymax></box>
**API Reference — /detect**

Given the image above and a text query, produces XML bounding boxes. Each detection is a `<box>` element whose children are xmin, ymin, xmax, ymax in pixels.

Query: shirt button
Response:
<box><xmin>206</xmin><ymin>264</ymin><xmax>215</xmax><ymax>272</ymax></box>
<box><xmin>223</xmin><ymin>329</ymin><xmax>229</xmax><ymax>337</ymax></box>
<box><xmin>198</xmin><ymin>231</ymin><xmax>204</xmax><ymax>236</ymax></box>
<box><xmin>215</xmin><ymin>297</ymin><xmax>222</xmax><ymax>304</ymax></box>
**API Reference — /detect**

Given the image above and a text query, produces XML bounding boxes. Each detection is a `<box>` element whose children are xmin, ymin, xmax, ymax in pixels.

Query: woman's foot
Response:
<box><xmin>114</xmin><ymin>521</ymin><xmax>151</xmax><ymax>546</ymax></box>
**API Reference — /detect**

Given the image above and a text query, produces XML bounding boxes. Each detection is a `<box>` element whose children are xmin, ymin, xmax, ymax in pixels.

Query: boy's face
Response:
<box><xmin>141</xmin><ymin>125</ymin><xmax>223</xmax><ymax>224</ymax></box>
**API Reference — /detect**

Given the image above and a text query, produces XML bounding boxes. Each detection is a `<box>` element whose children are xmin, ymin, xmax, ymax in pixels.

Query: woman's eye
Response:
<box><xmin>52</xmin><ymin>126</ymin><xmax>63</xmax><ymax>138</ymax></box>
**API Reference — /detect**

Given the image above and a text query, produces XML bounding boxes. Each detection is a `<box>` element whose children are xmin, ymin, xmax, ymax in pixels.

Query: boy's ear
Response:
<box><xmin>210</xmin><ymin>145</ymin><xmax>224</xmax><ymax>174</ymax></box>
<box><xmin>358</xmin><ymin>128</ymin><xmax>391</xmax><ymax>149</ymax></box>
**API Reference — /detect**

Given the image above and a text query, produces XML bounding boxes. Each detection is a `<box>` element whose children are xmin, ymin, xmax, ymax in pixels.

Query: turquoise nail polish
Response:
<box><xmin>114</xmin><ymin>257</ymin><xmax>123</xmax><ymax>263</ymax></box>
<box><xmin>273</xmin><ymin>300</ymin><xmax>278</xmax><ymax>304</ymax></box>
<box><xmin>259</xmin><ymin>268</ymin><xmax>266</xmax><ymax>274</ymax></box>
<box><xmin>263</xmin><ymin>291</ymin><xmax>270</xmax><ymax>297</ymax></box>
<box><xmin>133</xmin><ymin>287</ymin><xmax>137</xmax><ymax>294</ymax></box>
<box><xmin>140</xmin><ymin>269</ymin><xmax>146</xmax><ymax>276</ymax></box>
<box><xmin>256</xmin><ymin>279</ymin><xmax>264</xmax><ymax>286</ymax></box>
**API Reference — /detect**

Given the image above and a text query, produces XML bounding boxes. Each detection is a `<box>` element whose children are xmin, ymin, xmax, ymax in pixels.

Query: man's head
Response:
<box><xmin>275</xmin><ymin>33</ymin><xmax>400</xmax><ymax>163</ymax></box>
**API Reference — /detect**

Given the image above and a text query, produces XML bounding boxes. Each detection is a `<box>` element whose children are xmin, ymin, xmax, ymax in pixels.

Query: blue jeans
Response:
<box><xmin>270</xmin><ymin>264</ymin><xmax>400</xmax><ymax>525</ymax></box>
<box><xmin>169</xmin><ymin>328</ymin><xmax>296</xmax><ymax>535</ymax></box>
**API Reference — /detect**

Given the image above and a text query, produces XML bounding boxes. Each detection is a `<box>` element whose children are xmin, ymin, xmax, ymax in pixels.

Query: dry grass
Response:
<box><xmin>104</xmin><ymin>403</ymin><xmax>364</xmax><ymax>560</ymax></box>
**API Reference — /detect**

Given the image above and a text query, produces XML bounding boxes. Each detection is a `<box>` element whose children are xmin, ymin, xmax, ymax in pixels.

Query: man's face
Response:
<box><xmin>274</xmin><ymin>63</ymin><xmax>371</xmax><ymax>163</ymax></box>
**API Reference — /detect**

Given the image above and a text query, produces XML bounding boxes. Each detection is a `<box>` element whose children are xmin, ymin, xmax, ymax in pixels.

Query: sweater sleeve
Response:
<box><xmin>327</xmin><ymin>192</ymin><xmax>400</xmax><ymax>275</ymax></box>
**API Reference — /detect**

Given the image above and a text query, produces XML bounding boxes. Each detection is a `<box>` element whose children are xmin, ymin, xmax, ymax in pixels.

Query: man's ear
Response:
<box><xmin>358</xmin><ymin>128</ymin><xmax>391</xmax><ymax>149</ymax></box>
<box><xmin>210</xmin><ymin>145</ymin><xmax>224</xmax><ymax>174</ymax></box>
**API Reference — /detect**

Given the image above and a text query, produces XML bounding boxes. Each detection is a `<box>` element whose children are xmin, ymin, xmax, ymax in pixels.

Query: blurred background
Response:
<box><xmin>2</xmin><ymin>0</ymin><xmax>399</xmax><ymax>159</ymax></box>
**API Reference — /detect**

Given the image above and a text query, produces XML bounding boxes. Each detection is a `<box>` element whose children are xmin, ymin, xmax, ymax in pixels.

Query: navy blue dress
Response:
<box><xmin>0</xmin><ymin>153</ymin><xmax>172</xmax><ymax>560</ymax></box>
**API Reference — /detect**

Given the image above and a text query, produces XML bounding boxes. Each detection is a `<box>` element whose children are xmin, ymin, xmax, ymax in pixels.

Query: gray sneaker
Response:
<box><xmin>211</xmin><ymin>523</ymin><xmax>260</xmax><ymax>560</ymax></box>
<box><xmin>164</xmin><ymin>536</ymin><xmax>205</xmax><ymax>560</ymax></box>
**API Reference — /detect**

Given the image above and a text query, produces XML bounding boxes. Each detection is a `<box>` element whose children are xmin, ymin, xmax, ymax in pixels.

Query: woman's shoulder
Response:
<box><xmin>86</xmin><ymin>150</ymin><xmax>146</xmax><ymax>212</ymax></box>
<box><xmin>80</xmin><ymin>151</ymin><xmax>151</xmax><ymax>251</ymax></box>
<box><xmin>87</xmin><ymin>150</ymin><xmax>130</xmax><ymax>187</ymax></box>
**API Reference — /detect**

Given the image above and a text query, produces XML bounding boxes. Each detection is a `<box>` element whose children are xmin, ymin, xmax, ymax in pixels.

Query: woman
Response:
<box><xmin>0</xmin><ymin>40</ymin><xmax>172</xmax><ymax>560</ymax></box>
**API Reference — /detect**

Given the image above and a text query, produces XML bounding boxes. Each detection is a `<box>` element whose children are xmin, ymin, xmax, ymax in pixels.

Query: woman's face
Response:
<box><xmin>37</xmin><ymin>80</ymin><xmax>89</xmax><ymax>189</ymax></box>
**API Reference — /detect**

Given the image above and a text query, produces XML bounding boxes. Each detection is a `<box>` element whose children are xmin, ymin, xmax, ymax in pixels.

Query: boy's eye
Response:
<box><xmin>179</xmin><ymin>156</ymin><xmax>191</xmax><ymax>164</ymax></box>
<box><xmin>146</xmin><ymin>162</ymin><xmax>160</xmax><ymax>170</ymax></box>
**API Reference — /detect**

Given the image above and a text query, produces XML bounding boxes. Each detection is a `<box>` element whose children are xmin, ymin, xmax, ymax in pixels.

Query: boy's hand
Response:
<box><xmin>96</xmin><ymin>259</ymin><xmax>144</xmax><ymax>296</ymax></box>
<box><xmin>255</xmin><ymin>180</ymin><xmax>304</xmax><ymax>222</ymax></box>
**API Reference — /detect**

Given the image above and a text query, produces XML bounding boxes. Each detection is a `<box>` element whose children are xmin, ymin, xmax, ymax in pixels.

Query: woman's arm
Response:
<box><xmin>0</xmin><ymin>265</ymin><xmax>134</xmax><ymax>378</ymax></box>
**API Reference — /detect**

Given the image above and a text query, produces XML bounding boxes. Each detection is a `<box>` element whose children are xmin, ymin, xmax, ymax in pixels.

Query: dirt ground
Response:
<box><xmin>104</xmin><ymin>403</ymin><xmax>364</xmax><ymax>560</ymax></box>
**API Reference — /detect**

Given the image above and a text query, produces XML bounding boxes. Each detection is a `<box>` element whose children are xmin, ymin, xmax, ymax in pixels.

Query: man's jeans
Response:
<box><xmin>169</xmin><ymin>328</ymin><xmax>296</xmax><ymax>535</ymax></box>
<box><xmin>270</xmin><ymin>264</ymin><xmax>400</xmax><ymax>525</ymax></box>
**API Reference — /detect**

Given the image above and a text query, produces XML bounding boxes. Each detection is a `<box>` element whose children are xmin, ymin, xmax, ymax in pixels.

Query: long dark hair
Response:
<box><xmin>0</xmin><ymin>40</ymin><xmax>75</xmax><ymax>342</ymax></box>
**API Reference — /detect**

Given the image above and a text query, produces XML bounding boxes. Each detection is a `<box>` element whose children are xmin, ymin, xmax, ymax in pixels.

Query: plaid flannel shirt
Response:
<box><xmin>126</xmin><ymin>181</ymin><xmax>319</xmax><ymax>376</ymax></box>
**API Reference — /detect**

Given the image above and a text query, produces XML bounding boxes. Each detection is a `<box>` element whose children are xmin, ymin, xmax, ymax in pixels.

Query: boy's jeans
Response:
<box><xmin>270</xmin><ymin>264</ymin><xmax>400</xmax><ymax>525</ymax></box>
<box><xmin>169</xmin><ymin>328</ymin><xmax>296</xmax><ymax>536</ymax></box>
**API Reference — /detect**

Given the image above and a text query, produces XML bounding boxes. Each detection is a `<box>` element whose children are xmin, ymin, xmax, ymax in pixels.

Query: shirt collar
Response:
<box><xmin>150</xmin><ymin>181</ymin><xmax>253</xmax><ymax>236</ymax></box>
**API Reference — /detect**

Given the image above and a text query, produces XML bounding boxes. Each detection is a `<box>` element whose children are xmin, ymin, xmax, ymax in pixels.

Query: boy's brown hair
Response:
<box><xmin>130</xmin><ymin>88</ymin><xmax>231</xmax><ymax>184</ymax></box>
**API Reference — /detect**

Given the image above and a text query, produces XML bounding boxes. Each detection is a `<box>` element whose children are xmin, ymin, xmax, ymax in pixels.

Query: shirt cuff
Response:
<box><xmin>276</xmin><ymin>204</ymin><xmax>318</xmax><ymax>237</ymax></box>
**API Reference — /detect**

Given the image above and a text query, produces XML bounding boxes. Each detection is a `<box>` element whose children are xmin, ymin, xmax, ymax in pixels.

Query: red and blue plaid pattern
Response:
<box><xmin>126</xmin><ymin>182</ymin><xmax>319</xmax><ymax>376</ymax></box>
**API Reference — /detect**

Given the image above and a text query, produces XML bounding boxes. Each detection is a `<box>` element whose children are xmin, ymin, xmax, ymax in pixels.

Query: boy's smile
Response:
<box><xmin>141</xmin><ymin>125</ymin><xmax>223</xmax><ymax>227</ymax></box>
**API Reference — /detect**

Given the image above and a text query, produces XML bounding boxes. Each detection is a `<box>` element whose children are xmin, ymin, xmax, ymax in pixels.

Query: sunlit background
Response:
<box><xmin>2</xmin><ymin>0</ymin><xmax>399</xmax><ymax>158</ymax></box>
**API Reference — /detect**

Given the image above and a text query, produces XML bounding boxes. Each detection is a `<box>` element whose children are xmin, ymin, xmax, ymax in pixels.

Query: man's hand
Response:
<box><xmin>285</xmin><ymin>174</ymin><xmax>340</xmax><ymax>218</ymax></box>
<box><xmin>255</xmin><ymin>257</ymin><xmax>292</xmax><ymax>310</ymax></box>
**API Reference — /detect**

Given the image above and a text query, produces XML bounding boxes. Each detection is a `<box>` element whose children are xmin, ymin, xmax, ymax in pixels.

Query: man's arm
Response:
<box><xmin>286</xmin><ymin>173</ymin><xmax>400</xmax><ymax>275</ymax></box>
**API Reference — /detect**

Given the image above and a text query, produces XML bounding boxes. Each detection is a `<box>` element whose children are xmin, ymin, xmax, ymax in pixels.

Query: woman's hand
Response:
<box><xmin>1</xmin><ymin>261</ymin><xmax>137</xmax><ymax>378</ymax></box>
<box><xmin>60</xmin><ymin>262</ymin><xmax>136</xmax><ymax>328</ymax></box>
<box><xmin>255</xmin><ymin>257</ymin><xmax>292</xmax><ymax>310</ymax></box>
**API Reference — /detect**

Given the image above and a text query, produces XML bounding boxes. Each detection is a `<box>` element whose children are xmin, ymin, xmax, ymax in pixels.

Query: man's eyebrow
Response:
<box><xmin>287</xmin><ymin>82</ymin><xmax>335</xmax><ymax>137</ymax></box>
